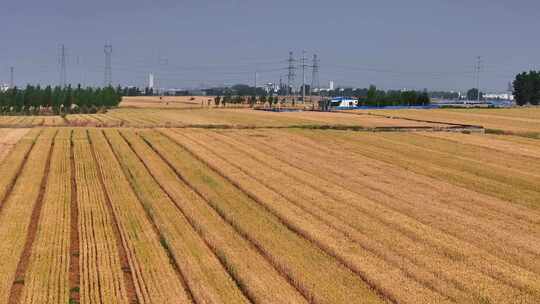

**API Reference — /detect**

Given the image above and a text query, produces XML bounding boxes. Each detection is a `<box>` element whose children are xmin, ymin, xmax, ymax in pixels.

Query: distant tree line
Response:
<box><xmin>213</xmin><ymin>92</ymin><xmax>280</xmax><ymax>108</ymax></box>
<box><xmin>354</xmin><ymin>85</ymin><xmax>430</xmax><ymax>107</ymax></box>
<box><xmin>0</xmin><ymin>85</ymin><xmax>122</xmax><ymax>115</ymax></box>
<box><xmin>429</xmin><ymin>91</ymin><xmax>460</xmax><ymax>100</ymax></box>
<box><xmin>513</xmin><ymin>71</ymin><xmax>540</xmax><ymax>106</ymax></box>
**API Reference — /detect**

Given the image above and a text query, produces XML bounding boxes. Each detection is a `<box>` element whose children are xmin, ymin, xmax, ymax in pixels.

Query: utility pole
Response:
<box><xmin>311</xmin><ymin>54</ymin><xmax>320</xmax><ymax>104</ymax></box>
<box><xmin>254</xmin><ymin>70</ymin><xmax>258</xmax><ymax>100</ymax></box>
<box><xmin>287</xmin><ymin>51</ymin><xmax>296</xmax><ymax>102</ymax></box>
<box><xmin>104</xmin><ymin>44</ymin><xmax>113</xmax><ymax>87</ymax></box>
<box><xmin>475</xmin><ymin>56</ymin><xmax>482</xmax><ymax>102</ymax></box>
<box><xmin>60</xmin><ymin>44</ymin><xmax>67</xmax><ymax>87</ymax></box>
<box><xmin>279</xmin><ymin>75</ymin><xmax>283</xmax><ymax>96</ymax></box>
<box><xmin>301</xmin><ymin>50</ymin><xmax>306</xmax><ymax>103</ymax></box>
<box><xmin>9</xmin><ymin>67</ymin><xmax>14</xmax><ymax>88</ymax></box>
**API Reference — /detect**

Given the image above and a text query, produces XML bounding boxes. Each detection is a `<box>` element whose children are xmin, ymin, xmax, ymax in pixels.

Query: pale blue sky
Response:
<box><xmin>1</xmin><ymin>0</ymin><xmax>538</xmax><ymax>91</ymax></box>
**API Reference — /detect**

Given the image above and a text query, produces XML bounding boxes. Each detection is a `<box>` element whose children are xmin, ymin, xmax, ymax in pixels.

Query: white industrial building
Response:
<box><xmin>483</xmin><ymin>92</ymin><xmax>514</xmax><ymax>101</ymax></box>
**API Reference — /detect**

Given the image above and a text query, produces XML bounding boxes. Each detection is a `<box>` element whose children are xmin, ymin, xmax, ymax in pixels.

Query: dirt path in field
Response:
<box><xmin>69</xmin><ymin>130</ymin><xmax>80</xmax><ymax>304</ymax></box>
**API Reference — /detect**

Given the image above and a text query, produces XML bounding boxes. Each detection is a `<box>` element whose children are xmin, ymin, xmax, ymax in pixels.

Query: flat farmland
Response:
<box><xmin>0</xmin><ymin>108</ymin><xmax>454</xmax><ymax>129</ymax></box>
<box><xmin>99</xmin><ymin>108</ymin><xmax>451</xmax><ymax>128</ymax></box>
<box><xmin>120</xmin><ymin>96</ymin><xmax>215</xmax><ymax>109</ymax></box>
<box><xmin>363</xmin><ymin>107</ymin><xmax>540</xmax><ymax>137</ymax></box>
<box><xmin>0</xmin><ymin>123</ymin><xmax>537</xmax><ymax>304</ymax></box>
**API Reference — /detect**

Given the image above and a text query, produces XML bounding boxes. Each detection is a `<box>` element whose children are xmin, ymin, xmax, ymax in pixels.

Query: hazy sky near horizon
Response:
<box><xmin>1</xmin><ymin>0</ymin><xmax>538</xmax><ymax>91</ymax></box>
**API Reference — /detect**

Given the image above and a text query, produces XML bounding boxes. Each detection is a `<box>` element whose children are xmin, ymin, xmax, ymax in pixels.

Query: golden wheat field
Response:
<box><xmin>0</xmin><ymin>106</ymin><xmax>538</xmax><ymax>304</ymax></box>
<box><xmin>120</xmin><ymin>96</ymin><xmax>216</xmax><ymax>109</ymax></box>
<box><xmin>0</xmin><ymin>108</ymin><xmax>454</xmax><ymax>129</ymax></box>
<box><xmin>361</xmin><ymin>107</ymin><xmax>540</xmax><ymax>138</ymax></box>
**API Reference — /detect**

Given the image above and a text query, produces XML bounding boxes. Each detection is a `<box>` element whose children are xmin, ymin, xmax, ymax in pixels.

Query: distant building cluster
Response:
<box><xmin>483</xmin><ymin>92</ymin><xmax>514</xmax><ymax>101</ymax></box>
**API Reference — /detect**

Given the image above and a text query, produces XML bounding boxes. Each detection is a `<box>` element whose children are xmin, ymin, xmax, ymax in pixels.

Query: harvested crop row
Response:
<box><xmin>106</xmin><ymin>111</ymin><xmax>152</xmax><ymax>126</ymax></box>
<box><xmin>0</xmin><ymin>129</ymin><xmax>55</xmax><ymax>303</ymax></box>
<box><xmin>269</xmin><ymin>130</ymin><xmax>540</xmax><ymax>272</ymax></box>
<box><xmin>119</xmin><ymin>110</ymin><xmax>164</xmax><ymax>125</ymax></box>
<box><xmin>277</xmin><ymin>131</ymin><xmax>540</xmax><ymax>293</ymax></box>
<box><xmin>92</xmin><ymin>114</ymin><xmax>123</xmax><ymax>126</ymax></box>
<box><xmin>19</xmin><ymin>129</ymin><xmax>72</xmax><ymax>304</ymax></box>
<box><xmin>341</xmin><ymin>132</ymin><xmax>540</xmax><ymax>209</ymax></box>
<box><xmin>420</xmin><ymin>132</ymin><xmax>540</xmax><ymax>159</ymax></box>
<box><xmin>71</xmin><ymin>129</ymin><xmax>129</xmax><ymax>304</ymax></box>
<box><xmin>440</xmin><ymin>110</ymin><xmax>540</xmax><ymax>124</ymax></box>
<box><xmin>116</xmin><ymin>129</ymin><xmax>307</xmax><ymax>304</ymax></box>
<box><xmin>252</xmin><ymin>129</ymin><xmax>540</xmax><ymax>230</ymax></box>
<box><xmin>88</xmin><ymin>129</ymin><xmax>192</xmax><ymax>304</ymax></box>
<box><xmin>42</xmin><ymin>116</ymin><xmax>64</xmax><ymax>126</ymax></box>
<box><xmin>239</xmin><ymin>129</ymin><xmax>540</xmax><ymax>256</ymax></box>
<box><xmin>9</xmin><ymin>116</ymin><xmax>28</xmax><ymax>127</ymax></box>
<box><xmin>0</xmin><ymin>116</ymin><xmax>22</xmax><ymax>125</ymax></box>
<box><xmin>380</xmin><ymin>132</ymin><xmax>540</xmax><ymax>180</ymax></box>
<box><xmin>447</xmin><ymin>108</ymin><xmax>540</xmax><ymax>120</ymax></box>
<box><xmin>0</xmin><ymin>129</ymin><xmax>30</xmax><ymax>162</ymax></box>
<box><xmin>374</xmin><ymin>109</ymin><xmax>540</xmax><ymax>134</ymax></box>
<box><xmin>166</xmin><ymin>129</ymin><xmax>463</xmax><ymax>304</ymax></box>
<box><xmin>0</xmin><ymin>129</ymin><xmax>41</xmax><ymax>209</ymax></box>
<box><xmin>105</xmin><ymin>129</ymin><xmax>256</xmax><ymax>304</ymax></box>
<box><xmin>174</xmin><ymin>129</ymin><xmax>540</xmax><ymax>304</ymax></box>
<box><xmin>140</xmin><ymin>130</ymin><xmax>385</xmax><ymax>304</ymax></box>
<box><xmin>0</xmin><ymin>128</ymin><xmax>26</xmax><ymax>144</ymax></box>
<box><xmin>188</xmin><ymin>129</ymin><xmax>540</xmax><ymax>302</ymax></box>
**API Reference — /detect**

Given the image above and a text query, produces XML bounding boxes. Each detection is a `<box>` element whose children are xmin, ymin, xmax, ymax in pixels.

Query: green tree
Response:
<box><xmin>466</xmin><ymin>88</ymin><xmax>483</xmax><ymax>101</ymax></box>
<box><xmin>367</xmin><ymin>85</ymin><xmax>377</xmax><ymax>106</ymax></box>
<box><xmin>513</xmin><ymin>71</ymin><xmax>540</xmax><ymax>106</ymax></box>
<box><xmin>418</xmin><ymin>91</ymin><xmax>430</xmax><ymax>105</ymax></box>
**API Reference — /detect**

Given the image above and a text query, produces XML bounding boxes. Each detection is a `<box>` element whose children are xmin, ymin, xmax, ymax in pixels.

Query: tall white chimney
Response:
<box><xmin>149</xmin><ymin>73</ymin><xmax>154</xmax><ymax>89</ymax></box>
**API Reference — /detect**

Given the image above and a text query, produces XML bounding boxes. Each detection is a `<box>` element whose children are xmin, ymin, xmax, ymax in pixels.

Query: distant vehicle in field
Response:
<box><xmin>330</xmin><ymin>97</ymin><xmax>358</xmax><ymax>108</ymax></box>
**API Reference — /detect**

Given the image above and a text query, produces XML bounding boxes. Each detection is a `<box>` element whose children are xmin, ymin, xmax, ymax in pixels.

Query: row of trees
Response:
<box><xmin>359</xmin><ymin>85</ymin><xmax>430</xmax><ymax>107</ymax></box>
<box><xmin>513</xmin><ymin>71</ymin><xmax>540</xmax><ymax>106</ymax></box>
<box><xmin>214</xmin><ymin>94</ymin><xmax>281</xmax><ymax>107</ymax></box>
<box><xmin>0</xmin><ymin>85</ymin><xmax>122</xmax><ymax>115</ymax></box>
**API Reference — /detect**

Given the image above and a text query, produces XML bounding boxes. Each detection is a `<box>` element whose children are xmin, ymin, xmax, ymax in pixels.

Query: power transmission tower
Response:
<box><xmin>475</xmin><ymin>56</ymin><xmax>482</xmax><ymax>102</ymax></box>
<box><xmin>104</xmin><ymin>44</ymin><xmax>113</xmax><ymax>87</ymax></box>
<box><xmin>287</xmin><ymin>51</ymin><xmax>296</xmax><ymax>100</ymax></box>
<box><xmin>9</xmin><ymin>67</ymin><xmax>14</xmax><ymax>88</ymax></box>
<box><xmin>310</xmin><ymin>54</ymin><xmax>320</xmax><ymax>103</ymax></box>
<box><xmin>60</xmin><ymin>44</ymin><xmax>67</xmax><ymax>87</ymax></box>
<box><xmin>301</xmin><ymin>50</ymin><xmax>306</xmax><ymax>103</ymax></box>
